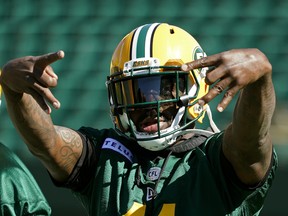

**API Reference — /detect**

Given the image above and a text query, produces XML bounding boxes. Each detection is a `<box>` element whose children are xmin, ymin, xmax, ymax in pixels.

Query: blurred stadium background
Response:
<box><xmin>0</xmin><ymin>0</ymin><xmax>287</xmax><ymax>215</ymax></box>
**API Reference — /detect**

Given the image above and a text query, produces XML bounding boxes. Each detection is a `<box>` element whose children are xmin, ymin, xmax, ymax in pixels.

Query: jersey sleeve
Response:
<box><xmin>0</xmin><ymin>143</ymin><xmax>51</xmax><ymax>215</ymax></box>
<box><xmin>51</xmin><ymin>127</ymin><xmax>120</xmax><ymax>192</ymax></box>
<box><xmin>51</xmin><ymin>128</ymin><xmax>99</xmax><ymax>192</ymax></box>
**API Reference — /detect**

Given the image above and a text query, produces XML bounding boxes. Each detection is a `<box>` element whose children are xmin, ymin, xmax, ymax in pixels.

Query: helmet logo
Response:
<box><xmin>193</xmin><ymin>47</ymin><xmax>208</xmax><ymax>78</ymax></box>
<box><xmin>133</xmin><ymin>60</ymin><xmax>149</xmax><ymax>67</ymax></box>
<box><xmin>194</xmin><ymin>47</ymin><xmax>206</xmax><ymax>60</ymax></box>
<box><xmin>123</xmin><ymin>57</ymin><xmax>160</xmax><ymax>75</ymax></box>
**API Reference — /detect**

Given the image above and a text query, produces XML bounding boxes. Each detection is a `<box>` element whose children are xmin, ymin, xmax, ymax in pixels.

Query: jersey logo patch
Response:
<box><xmin>147</xmin><ymin>167</ymin><xmax>161</xmax><ymax>181</ymax></box>
<box><xmin>102</xmin><ymin>138</ymin><xmax>134</xmax><ymax>162</ymax></box>
<box><xmin>146</xmin><ymin>187</ymin><xmax>154</xmax><ymax>201</ymax></box>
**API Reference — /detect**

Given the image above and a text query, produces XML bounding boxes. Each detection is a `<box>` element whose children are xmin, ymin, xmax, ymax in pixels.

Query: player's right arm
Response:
<box><xmin>0</xmin><ymin>51</ymin><xmax>83</xmax><ymax>182</ymax></box>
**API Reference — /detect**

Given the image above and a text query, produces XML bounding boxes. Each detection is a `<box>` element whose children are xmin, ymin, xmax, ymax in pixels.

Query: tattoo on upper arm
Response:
<box><xmin>56</xmin><ymin>127</ymin><xmax>82</xmax><ymax>171</ymax></box>
<box><xmin>59</xmin><ymin>128</ymin><xmax>82</xmax><ymax>148</ymax></box>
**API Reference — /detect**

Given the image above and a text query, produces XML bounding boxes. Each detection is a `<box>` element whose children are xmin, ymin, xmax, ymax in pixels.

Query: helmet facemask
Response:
<box><xmin>107</xmin><ymin>57</ymin><xmax>205</xmax><ymax>151</ymax></box>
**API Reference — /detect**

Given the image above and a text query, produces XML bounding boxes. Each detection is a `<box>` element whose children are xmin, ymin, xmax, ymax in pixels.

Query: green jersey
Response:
<box><xmin>0</xmin><ymin>143</ymin><xmax>51</xmax><ymax>216</ymax></box>
<box><xmin>57</xmin><ymin>127</ymin><xmax>277</xmax><ymax>216</ymax></box>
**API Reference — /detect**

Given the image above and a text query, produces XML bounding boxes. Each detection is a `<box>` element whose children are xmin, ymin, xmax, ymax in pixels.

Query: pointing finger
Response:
<box><xmin>35</xmin><ymin>50</ymin><xmax>65</xmax><ymax>69</ymax></box>
<box><xmin>33</xmin><ymin>51</ymin><xmax>64</xmax><ymax>86</ymax></box>
<box><xmin>181</xmin><ymin>53</ymin><xmax>220</xmax><ymax>71</ymax></box>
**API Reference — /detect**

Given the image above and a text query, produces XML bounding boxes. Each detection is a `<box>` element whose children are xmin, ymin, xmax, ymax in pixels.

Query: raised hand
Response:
<box><xmin>181</xmin><ymin>48</ymin><xmax>272</xmax><ymax>112</ymax></box>
<box><xmin>1</xmin><ymin>50</ymin><xmax>65</xmax><ymax>113</ymax></box>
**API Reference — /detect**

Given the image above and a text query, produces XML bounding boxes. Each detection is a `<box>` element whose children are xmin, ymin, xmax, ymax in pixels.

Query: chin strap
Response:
<box><xmin>170</xmin><ymin>106</ymin><xmax>186</xmax><ymax>131</ymax></box>
<box><xmin>205</xmin><ymin>104</ymin><xmax>220</xmax><ymax>133</ymax></box>
<box><xmin>167</xmin><ymin>133</ymin><xmax>209</xmax><ymax>153</ymax></box>
<box><xmin>167</xmin><ymin>103</ymin><xmax>220</xmax><ymax>145</ymax></box>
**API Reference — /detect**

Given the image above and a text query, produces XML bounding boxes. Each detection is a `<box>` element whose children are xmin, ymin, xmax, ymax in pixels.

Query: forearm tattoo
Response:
<box><xmin>15</xmin><ymin>96</ymin><xmax>82</xmax><ymax>172</ymax></box>
<box><xmin>14</xmin><ymin>95</ymin><xmax>56</xmax><ymax>145</ymax></box>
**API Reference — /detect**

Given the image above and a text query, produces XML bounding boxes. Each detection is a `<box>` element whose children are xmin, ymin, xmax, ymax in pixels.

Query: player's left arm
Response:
<box><xmin>182</xmin><ymin>48</ymin><xmax>275</xmax><ymax>185</ymax></box>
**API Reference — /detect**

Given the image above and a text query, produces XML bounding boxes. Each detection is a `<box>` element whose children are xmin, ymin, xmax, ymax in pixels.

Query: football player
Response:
<box><xmin>0</xmin><ymin>23</ymin><xmax>277</xmax><ymax>215</ymax></box>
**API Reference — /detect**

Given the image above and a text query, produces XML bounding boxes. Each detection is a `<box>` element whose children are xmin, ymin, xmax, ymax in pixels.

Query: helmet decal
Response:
<box><xmin>131</xmin><ymin>23</ymin><xmax>160</xmax><ymax>59</ymax></box>
<box><xmin>193</xmin><ymin>47</ymin><xmax>206</xmax><ymax>61</ymax></box>
<box><xmin>193</xmin><ymin>47</ymin><xmax>208</xmax><ymax>77</ymax></box>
